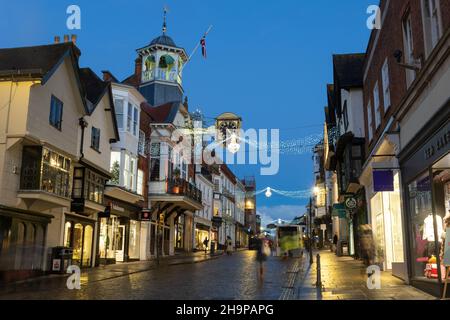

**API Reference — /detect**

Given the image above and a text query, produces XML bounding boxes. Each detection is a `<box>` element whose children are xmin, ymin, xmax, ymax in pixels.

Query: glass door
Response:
<box><xmin>115</xmin><ymin>225</ymin><xmax>126</xmax><ymax>262</ymax></box>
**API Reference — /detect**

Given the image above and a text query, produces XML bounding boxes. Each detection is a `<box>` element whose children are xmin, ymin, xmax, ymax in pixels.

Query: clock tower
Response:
<box><xmin>136</xmin><ymin>12</ymin><xmax>188</xmax><ymax>106</ymax></box>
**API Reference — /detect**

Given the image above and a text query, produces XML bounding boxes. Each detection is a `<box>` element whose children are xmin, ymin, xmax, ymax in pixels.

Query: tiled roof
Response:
<box><xmin>333</xmin><ymin>53</ymin><xmax>365</xmax><ymax>88</ymax></box>
<box><xmin>146</xmin><ymin>101</ymin><xmax>180</xmax><ymax>124</ymax></box>
<box><xmin>0</xmin><ymin>42</ymin><xmax>80</xmax><ymax>81</ymax></box>
<box><xmin>79</xmin><ymin>68</ymin><xmax>109</xmax><ymax>107</ymax></box>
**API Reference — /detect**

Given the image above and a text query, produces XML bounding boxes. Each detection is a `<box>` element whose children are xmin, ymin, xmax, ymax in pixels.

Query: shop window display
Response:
<box><xmin>99</xmin><ymin>216</ymin><xmax>119</xmax><ymax>261</ymax></box>
<box><xmin>128</xmin><ymin>220</ymin><xmax>140</xmax><ymax>260</ymax></box>
<box><xmin>82</xmin><ymin>225</ymin><xmax>93</xmax><ymax>267</ymax></box>
<box><xmin>72</xmin><ymin>223</ymin><xmax>83</xmax><ymax>265</ymax></box>
<box><xmin>409</xmin><ymin>169</ymin><xmax>449</xmax><ymax>281</ymax></box>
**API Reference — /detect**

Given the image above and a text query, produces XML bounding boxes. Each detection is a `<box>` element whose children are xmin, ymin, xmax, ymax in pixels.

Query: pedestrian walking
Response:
<box><xmin>226</xmin><ymin>236</ymin><xmax>233</xmax><ymax>256</ymax></box>
<box><xmin>256</xmin><ymin>235</ymin><xmax>270</xmax><ymax>281</ymax></box>
<box><xmin>332</xmin><ymin>234</ymin><xmax>338</xmax><ymax>253</ymax></box>
<box><xmin>203</xmin><ymin>237</ymin><xmax>209</xmax><ymax>254</ymax></box>
<box><xmin>359</xmin><ymin>225</ymin><xmax>375</xmax><ymax>267</ymax></box>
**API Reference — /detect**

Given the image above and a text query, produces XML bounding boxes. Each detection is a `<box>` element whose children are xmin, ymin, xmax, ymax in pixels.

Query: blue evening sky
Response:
<box><xmin>0</xmin><ymin>0</ymin><xmax>375</xmax><ymax>226</ymax></box>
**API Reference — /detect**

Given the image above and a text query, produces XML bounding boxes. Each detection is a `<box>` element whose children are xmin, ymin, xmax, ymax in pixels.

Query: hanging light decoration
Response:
<box><xmin>227</xmin><ymin>133</ymin><xmax>241</xmax><ymax>154</ymax></box>
<box><xmin>265</xmin><ymin>187</ymin><xmax>273</xmax><ymax>198</ymax></box>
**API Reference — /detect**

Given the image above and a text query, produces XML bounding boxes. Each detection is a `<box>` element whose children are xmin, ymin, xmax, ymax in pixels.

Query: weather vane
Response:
<box><xmin>162</xmin><ymin>5</ymin><xmax>169</xmax><ymax>34</ymax></box>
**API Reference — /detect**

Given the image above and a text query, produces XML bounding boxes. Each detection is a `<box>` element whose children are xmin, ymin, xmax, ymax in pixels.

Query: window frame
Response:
<box><xmin>342</xmin><ymin>101</ymin><xmax>349</xmax><ymax>132</ymax></box>
<box><xmin>114</xmin><ymin>98</ymin><xmax>124</xmax><ymax>130</ymax></box>
<box><xmin>373</xmin><ymin>81</ymin><xmax>381</xmax><ymax>129</ymax></box>
<box><xmin>91</xmin><ymin>127</ymin><xmax>101</xmax><ymax>152</ymax></box>
<box><xmin>137</xmin><ymin>169</ymin><xmax>144</xmax><ymax>196</ymax></box>
<box><xmin>402</xmin><ymin>13</ymin><xmax>416</xmax><ymax>87</ymax></box>
<box><xmin>381</xmin><ymin>59</ymin><xmax>391</xmax><ymax>111</ymax></box>
<box><xmin>421</xmin><ymin>0</ymin><xmax>443</xmax><ymax>57</ymax></box>
<box><xmin>138</xmin><ymin>130</ymin><xmax>146</xmax><ymax>156</ymax></box>
<box><xmin>49</xmin><ymin>95</ymin><xmax>64</xmax><ymax>130</ymax></box>
<box><xmin>127</xmin><ymin>102</ymin><xmax>133</xmax><ymax>132</ymax></box>
<box><xmin>133</xmin><ymin>107</ymin><xmax>139</xmax><ymax>136</ymax></box>
<box><xmin>367</xmin><ymin>101</ymin><xmax>373</xmax><ymax>142</ymax></box>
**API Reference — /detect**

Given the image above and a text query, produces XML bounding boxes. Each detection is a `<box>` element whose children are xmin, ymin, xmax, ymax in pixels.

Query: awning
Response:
<box><xmin>332</xmin><ymin>204</ymin><xmax>347</xmax><ymax>219</ymax></box>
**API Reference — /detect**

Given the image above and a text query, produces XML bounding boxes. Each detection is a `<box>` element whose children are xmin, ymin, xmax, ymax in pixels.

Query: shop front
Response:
<box><xmin>358</xmin><ymin>131</ymin><xmax>408</xmax><ymax>279</ymax></box>
<box><xmin>369</xmin><ymin>171</ymin><xmax>405</xmax><ymax>274</ymax></box>
<box><xmin>194</xmin><ymin>223</ymin><xmax>210</xmax><ymax>251</ymax></box>
<box><xmin>400</xmin><ymin>115</ymin><xmax>450</xmax><ymax>297</ymax></box>
<box><xmin>0</xmin><ymin>205</ymin><xmax>52</xmax><ymax>283</ymax></box>
<box><xmin>97</xmin><ymin>198</ymin><xmax>141</xmax><ymax>265</ymax></box>
<box><xmin>63</xmin><ymin>214</ymin><xmax>95</xmax><ymax>268</ymax></box>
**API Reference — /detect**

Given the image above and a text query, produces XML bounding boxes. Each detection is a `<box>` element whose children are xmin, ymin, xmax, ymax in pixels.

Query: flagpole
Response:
<box><xmin>182</xmin><ymin>25</ymin><xmax>213</xmax><ymax>71</ymax></box>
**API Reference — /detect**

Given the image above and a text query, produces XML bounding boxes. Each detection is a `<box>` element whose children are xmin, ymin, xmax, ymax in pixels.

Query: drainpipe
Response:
<box><xmin>78</xmin><ymin>117</ymin><xmax>88</xmax><ymax>159</ymax></box>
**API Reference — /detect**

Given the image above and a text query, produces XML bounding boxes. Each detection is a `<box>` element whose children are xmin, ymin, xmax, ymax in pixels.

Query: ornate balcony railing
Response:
<box><xmin>167</xmin><ymin>178</ymin><xmax>202</xmax><ymax>204</ymax></box>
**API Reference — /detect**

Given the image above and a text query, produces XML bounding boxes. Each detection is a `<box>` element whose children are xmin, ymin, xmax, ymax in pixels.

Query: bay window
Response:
<box><xmin>20</xmin><ymin>146</ymin><xmax>71</xmax><ymax>198</ymax></box>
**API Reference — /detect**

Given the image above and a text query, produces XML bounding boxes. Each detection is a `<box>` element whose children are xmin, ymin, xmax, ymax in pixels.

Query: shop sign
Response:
<box><xmin>140</xmin><ymin>210</ymin><xmax>151</xmax><ymax>222</ymax></box>
<box><xmin>373</xmin><ymin>170</ymin><xmax>394</xmax><ymax>192</ymax></box>
<box><xmin>112</xmin><ymin>202</ymin><xmax>125</xmax><ymax>212</ymax></box>
<box><xmin>320</xmin><ymin>224</ymin><xmax>327</xmax><ymax>231</ymax></box>
<box><xmin>424</xmin><ymin>126</ymin><xmax>450</xmax><ymax>160</ymax></box>
<box><xmin>345</xmin><ymin>197</ymin><xmax>357</xmax><ymax>210</ymax></box>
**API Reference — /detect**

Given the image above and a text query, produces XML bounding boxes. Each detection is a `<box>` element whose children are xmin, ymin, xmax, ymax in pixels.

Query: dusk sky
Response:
<box><xmin>0</xmin><ymin>0</ymin><xmax>375</xmax><ymax>227</ymax></box>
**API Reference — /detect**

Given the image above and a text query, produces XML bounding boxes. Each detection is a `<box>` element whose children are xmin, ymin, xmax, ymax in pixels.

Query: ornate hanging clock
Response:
<box><xmin>215</xmin><ymin>113</ymin><xmax>242</xmax><ymax>153</ymax></box>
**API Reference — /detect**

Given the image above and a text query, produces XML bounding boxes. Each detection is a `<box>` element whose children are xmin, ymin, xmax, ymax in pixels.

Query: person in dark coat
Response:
<box><xmin>256</xmin><ymin>235</ymin><xmax>269</xmax><ymax>280</ymax></box>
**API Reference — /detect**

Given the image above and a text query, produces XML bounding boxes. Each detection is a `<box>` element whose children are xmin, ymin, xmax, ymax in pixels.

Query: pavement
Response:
<box><xmin>293</xmin><ymin>250</ymin><xmax>436</xmax><ymax>300</ymax></box>
<box><xmin>0</xmin><ymin>249</ymin><xmax>298</xmax><ymax>300</ymax></box>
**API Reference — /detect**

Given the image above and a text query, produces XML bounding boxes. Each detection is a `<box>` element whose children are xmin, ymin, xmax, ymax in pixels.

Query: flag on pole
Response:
<box><xmin>200</xmin><ymin>36</ymin><xmax>207</xmax><ymax>59</ymax></box>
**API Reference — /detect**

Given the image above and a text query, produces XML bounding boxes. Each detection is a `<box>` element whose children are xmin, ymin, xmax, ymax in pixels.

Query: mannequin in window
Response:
<box><xmin>423</xmin><ymin>213</ymin><xmax>444</xmax><ymax>242</ymax></box>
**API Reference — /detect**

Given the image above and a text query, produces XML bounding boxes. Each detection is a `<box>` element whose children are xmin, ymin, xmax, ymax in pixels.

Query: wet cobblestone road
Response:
<box><xmin>0</xmin><ymin>251</ymin><xmax>297</xmax><ymax>300</ymax></box>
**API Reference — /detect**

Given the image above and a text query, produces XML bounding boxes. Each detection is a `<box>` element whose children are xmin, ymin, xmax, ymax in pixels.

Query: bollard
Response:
<box><xmin>316</xmin><ymin>254</ymin><xmax>322</xmax><ymax>289</ymax></box>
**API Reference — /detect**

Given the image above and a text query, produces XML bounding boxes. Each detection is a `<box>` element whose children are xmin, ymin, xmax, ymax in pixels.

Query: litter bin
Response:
<box><xmin>210</xmin><ymin>241</ymin><xmax>215</xmax><ymax>255</ymax></box>
<box><xmin>51</xmin><ymin>247</ymin><xmax>73</xmax><ymax>274</ymax></box>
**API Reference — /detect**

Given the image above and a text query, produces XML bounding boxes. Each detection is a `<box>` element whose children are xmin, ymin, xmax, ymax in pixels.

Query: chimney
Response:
<box><xmin>63</xmin><ymin>35</ymin><xmax>69</xmax><ymax>43</ymax></box>
<box><xmin>71</xmin><ymin>34</ymin><xmax>77</xmax><ymax>44</ymax></box>
<box><xmin>54</xmin><ymin>36</ymin><xmax>60</xmax><ymax>44</ymax></box>
<box><xmin>135</xmin><ymin>57</ymin><xmax>142</xmax><ymax>82</ymax></box>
